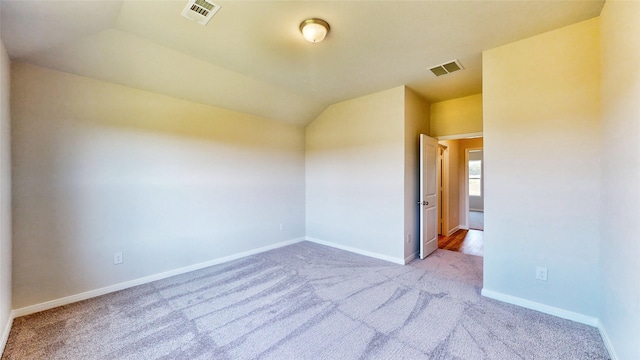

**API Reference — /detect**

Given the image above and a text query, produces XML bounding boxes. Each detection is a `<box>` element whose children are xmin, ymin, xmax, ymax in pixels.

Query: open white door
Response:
<box><xmin>419</xmin><ymin>134</ymin><xmax>439</xmax><ymax>259</ymax></box>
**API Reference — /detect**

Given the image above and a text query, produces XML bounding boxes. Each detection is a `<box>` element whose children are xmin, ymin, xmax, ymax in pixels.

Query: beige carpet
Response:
<box><xmin>2</xmin><ymin>242</ymin><xmax>608</xmax><ymax>359</ymax></box>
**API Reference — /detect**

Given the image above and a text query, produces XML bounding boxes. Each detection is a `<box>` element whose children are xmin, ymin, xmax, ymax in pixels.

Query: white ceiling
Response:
<box><xmin>1</xmin><ymin>0</ymin><xmax>605</xmax><ymax>126</ymax></box>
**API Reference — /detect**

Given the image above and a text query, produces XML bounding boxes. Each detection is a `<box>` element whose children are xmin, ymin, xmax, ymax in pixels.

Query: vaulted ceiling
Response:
<box><xmin>0</xmin><ymin>0</ymin><xmax>605</xmax><ymax>125</ymax></box>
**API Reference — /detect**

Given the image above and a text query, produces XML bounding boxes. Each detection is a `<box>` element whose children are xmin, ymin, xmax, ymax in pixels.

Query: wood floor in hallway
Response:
<box><xmin>438</xmin><ymin>229</ymin><xmax>484</xmax><ymax>257</ymax></box>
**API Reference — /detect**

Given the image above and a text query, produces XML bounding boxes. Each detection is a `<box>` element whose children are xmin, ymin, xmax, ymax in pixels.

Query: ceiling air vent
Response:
<box><xmin>429</xmin><ymin>59</ymin><xmax>464</xmax><ymax>77</ymax></box>
<box><xmin>181</xmin><ymin>0</ymin><xmax>221</xmax><ymax>25</ymax></box>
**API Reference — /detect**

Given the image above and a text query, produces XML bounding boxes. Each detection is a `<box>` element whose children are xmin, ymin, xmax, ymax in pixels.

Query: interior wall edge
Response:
<box><xmin>0</xmin><ymin>314</ymin><xmax>13</xmax><ymax>356</ymax></box>
<box><xmin>597</xmin><ymin>322</ymin><xmax>620</xmax><ymax>360</ymax></box>
<box><xmin>0</xmin><ymin>38</ymin><xmax>13</xmax><ymax>357</ymax></box>
<box><xmin>404</xmin><ymin>252</ymin><xmax>418</xmax><ymax>265</ymax></box>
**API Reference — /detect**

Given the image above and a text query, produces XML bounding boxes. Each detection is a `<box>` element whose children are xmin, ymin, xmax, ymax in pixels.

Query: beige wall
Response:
<box><xmin>11</xmin><ymin>63</ymin><xmax>306</xmax><ymax>309</ymax></box>
<box><xmin>483</xmin><ymin>18</ymin><xmax>601</xmax><ymax>319</ymax></box>
<box><xmin>0</xmin><ymin>41</ymin><xmax>12</xmax><ymax>347</ymax></box>
<box><xmin>599</xmin><ymin>1</ymin><xmax>640</xmax><ymax>358</ymax></box>
<box><xmin>404</xmin><ymin>88</ymin><xmax>430</xmax><ymax>260</ymax></box>
<box><xmin>430</xmin><ymin>94</ymin><xmax>482</xmax><ymax>138</ymax></box>
<box><xmin>305</xmin><ymin>87</ymin><xmax>406</xmax><ymax>262</ymax></box>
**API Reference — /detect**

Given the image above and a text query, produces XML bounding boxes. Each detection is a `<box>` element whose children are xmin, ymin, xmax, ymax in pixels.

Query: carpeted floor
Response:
<box><xmin>2</xmin><ymin>242</ymin><xmax>609</xmax><ymax>359</ymax></box>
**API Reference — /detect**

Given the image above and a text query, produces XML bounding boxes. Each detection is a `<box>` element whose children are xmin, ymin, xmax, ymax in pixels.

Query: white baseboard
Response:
<box><xmin>0</xmin><ymin>312</ymin><xmax>13</xmax><ymax>354</ymax></box>
<box><xmin>305</xmin><ymin>237</ymin><xmax>405</xmax><ymax>265</ymax></box>
<box><xmin>481</xmin><ymin>288</ymin><xmax>599</xmax><ymax>327</ymax></box>
<box><xmin>404</xmin><ymin>252</ymin><xmax>417</xmax><ymax>265</ymax></box>
<box><xmin>597</xmin><ymin>321</ymin><xmax>619</xmax><ymax>360</ymax></box>
<box><xmin>13</xmin><ymin>237</ymin><xmax>306</xmax><ymax>318</ymax></box>
<box><xmin>447</xmin><ymin>225</ymin><xmax>461</xmax><ymax>236</ymax></box>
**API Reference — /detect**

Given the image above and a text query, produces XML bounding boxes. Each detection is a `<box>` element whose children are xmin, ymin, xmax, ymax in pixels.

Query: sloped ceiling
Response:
<box><xmin>0</xmin><ymin>0</ymin><xmax>605</xmax><ymax>125</ymax></box>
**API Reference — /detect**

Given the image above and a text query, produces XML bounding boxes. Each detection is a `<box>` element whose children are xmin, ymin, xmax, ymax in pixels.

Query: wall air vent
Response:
<box><xmin>181</xmin><ymin>0</ymin><xmax>221</xmax><ymax>25</ymax></box>
<box><xmin>429</xmin><ymin>59</ymin><xmax>464</xmax><ymax>77</ymax></box>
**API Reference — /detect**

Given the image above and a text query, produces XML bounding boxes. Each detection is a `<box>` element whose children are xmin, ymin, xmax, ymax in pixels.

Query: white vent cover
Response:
<box><xmin>181</xmin><ymin>0</ymin><xmax>221</xmax><ymax>25</ymax></box>
<box><xmin>429</xmin><ymin>59</ymin><xmax>464</xmax><ymax>77</ymax></box>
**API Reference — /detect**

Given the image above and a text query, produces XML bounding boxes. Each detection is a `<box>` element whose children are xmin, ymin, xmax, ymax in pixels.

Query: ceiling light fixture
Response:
<box><xmin>299</xmin><ymin>18</ymin><xmax>330</xmax><ymax>43</ymax></box>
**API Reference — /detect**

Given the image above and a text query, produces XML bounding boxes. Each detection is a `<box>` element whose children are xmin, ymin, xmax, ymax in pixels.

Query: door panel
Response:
<box><xmin>420</xmin><ymin>134</ymin><xmax>439</xmax><ymax>259</ymax></box>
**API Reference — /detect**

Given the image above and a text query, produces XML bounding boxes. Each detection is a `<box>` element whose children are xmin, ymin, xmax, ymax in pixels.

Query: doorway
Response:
<box><xmin>436</xmin><ymin>136</ymin><xmax>484</xmax><ymax>256</ymax></box>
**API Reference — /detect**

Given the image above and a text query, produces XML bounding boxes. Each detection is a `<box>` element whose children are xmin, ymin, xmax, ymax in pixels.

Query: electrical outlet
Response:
<box><xmin>536</xmin><ymin>267</ymin><xmax>548</xmax><ymax>281</ymax></box>
<box><xmin>279</xmin><ymin>223</ymin><xmax>284</xmax><ymax>231</ymax></box>
<box><xmin>113</xmin><ymin>252</ymin><xmax>123</xmax><ymax>265</ymax></box>
<box><xmin>406</xmin><ymin>234</ymin><xmax>412</xmax><ymax>244</ymax></box>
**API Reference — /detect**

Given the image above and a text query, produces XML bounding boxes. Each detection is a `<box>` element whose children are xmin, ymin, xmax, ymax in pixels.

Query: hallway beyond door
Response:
<box><xmin>438</xmin><ymin>229</ymin><xmax>483</xmax><ymax>257</ymax></box>
<box><xmin>469</xmin><ymin>210</ymin><xmax>484</xmax><ymax>230</ymax></box>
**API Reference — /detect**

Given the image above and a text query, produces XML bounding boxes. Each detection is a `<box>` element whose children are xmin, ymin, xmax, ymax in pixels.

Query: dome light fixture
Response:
<box><xmin>299</xmin><ymin>18</ymin><xmax>330</xmax><ymax>43</ymax></box>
